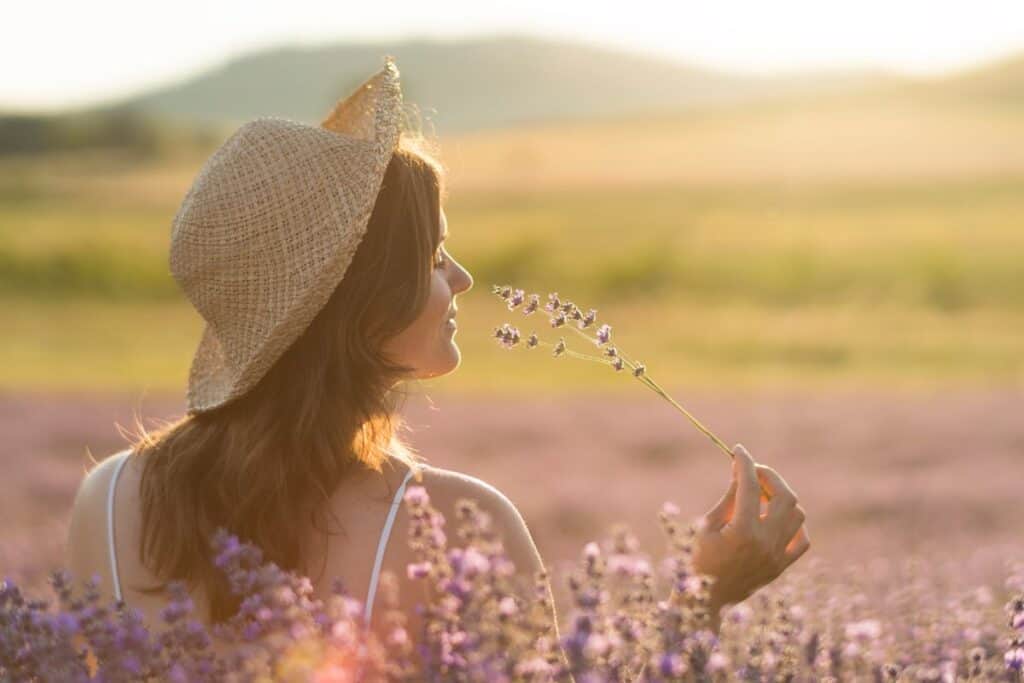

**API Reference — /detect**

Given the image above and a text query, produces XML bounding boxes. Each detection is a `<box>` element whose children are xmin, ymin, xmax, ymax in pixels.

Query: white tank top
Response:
<box><xmin>106</xmin><ymin>450</ymin><xmax>415</xmax><ymax>624</ymax></box>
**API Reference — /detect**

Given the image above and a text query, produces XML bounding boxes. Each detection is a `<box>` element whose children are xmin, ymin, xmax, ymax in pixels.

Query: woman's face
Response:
<box><xmin>382</xmin><ymin>208</ymin><xmax>473</xmax><ymax>380</ymax></box>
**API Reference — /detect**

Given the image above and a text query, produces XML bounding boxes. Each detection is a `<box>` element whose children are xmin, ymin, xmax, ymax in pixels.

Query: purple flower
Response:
<box><xmin>498</xmin><ymin>596</ymin><xmax>518</xmax><ymax>617</ymax></box>
<box><xmin>523</xmin><ymin>294</ymin><xmax>540</xmax><ymax>315</ymax></box>
<box><xmin>404</xmin><ymin>485</ymin><xmax>429</xmax><ymax>507</ymax></box>
<box><xmin>553</xmin><ymin>338</ymin><xmax>567</xmax><ymax>357</ymax></box>
<box><xmin>544</xmin><ymin>292</ymin><xmax>561</xmax><ymax>313</ymax></box>
<box><xmin>507</xmin><ymin>288</ymin><xmax>525</xmax><ymax>310</ymax></box>
<box><xmin>1006</xmin><ymin>646</ymin><xmax>1024</xmax><ymax>672</ymax></box>
<box><xmin>660</xmin><ymin>652</ymin><xmax>687</xmax><ymax>676</ymax></box>
<box><xmin>54</xmin><ymin>612</ymin><xmax>79</xmax><ymax>635</ymax></box>
<box><xmin>404</xmin><ymin>560</ymin><xmax>429</xmax><ymax>579</ymax></box>
<box><xmin>595</xmin><ymin>324</ymin><xmax>612</xmax><ymax>345</ymax></box>
<box><xmin>494</xmin><ymin>323</ymin><xmax>522</xmax><ymax>349</ymax></box>
<box><xmin>526</xmin><ymin>333</ymin><xmax>539</xmax><ymax>348</ymax></box>
<box><xmin>213</xmin><ymin>533</ymin><xmax>242</xmax><ymax>569</ymax></box>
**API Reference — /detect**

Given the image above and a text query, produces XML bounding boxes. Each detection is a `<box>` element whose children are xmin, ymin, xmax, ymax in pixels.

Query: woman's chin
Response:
<box><xmin>438</xmin><ymin>343</ymin><xmax>462</xmax><ymax>376</ymax></box>
<box><xmin>414</xmin><ymin>344</ymin><xmax>462</xmax><ymax>381</ymax></box>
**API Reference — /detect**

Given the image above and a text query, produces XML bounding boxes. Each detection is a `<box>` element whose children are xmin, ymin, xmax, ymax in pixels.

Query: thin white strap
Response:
<box><xmin>106</xmin><ymin>451</ymin><xmax>131</xmax><ymax>603</ymax></box>
<box><xmin>364</xmin><ymin>468</ymin><xmax>415</xmax><ymax>623</ymax></box>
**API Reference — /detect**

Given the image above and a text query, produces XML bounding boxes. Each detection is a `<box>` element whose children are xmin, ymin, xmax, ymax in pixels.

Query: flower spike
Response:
<box><xmin>491</xmin><ymin>283</ymin><xmax>735</xmax><ymax>462</ymax></box>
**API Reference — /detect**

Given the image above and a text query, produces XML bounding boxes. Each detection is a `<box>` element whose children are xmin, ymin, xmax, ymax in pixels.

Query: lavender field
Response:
<box><xmin>3</xmin><ymin>388</ymin><xmax>1020</xmax><ymax>603</ymax></box>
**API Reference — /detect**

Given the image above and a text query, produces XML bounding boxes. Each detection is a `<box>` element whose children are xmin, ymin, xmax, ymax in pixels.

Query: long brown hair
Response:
<box><xmin>125</xmin><ymin>134</ymin><xmax>448</xmax><ymax>623</ymax></box>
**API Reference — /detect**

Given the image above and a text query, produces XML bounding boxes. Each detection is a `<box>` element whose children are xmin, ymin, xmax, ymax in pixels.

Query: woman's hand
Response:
<box><xmin>691</xmin><ymin>444</ymin><xmax>810</xmax><ymax>618</ymax></box>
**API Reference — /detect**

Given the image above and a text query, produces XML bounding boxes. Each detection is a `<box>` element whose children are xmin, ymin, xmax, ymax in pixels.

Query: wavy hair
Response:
<box><xmin>123</xmin><ymin>134</ymin><xmax>447</xmax><ymax>623</ymax></box>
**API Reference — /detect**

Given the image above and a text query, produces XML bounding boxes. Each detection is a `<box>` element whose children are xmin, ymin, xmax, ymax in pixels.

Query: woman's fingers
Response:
<box><xmin>702</xmin><ymin>478</ymin><xmax>738</xmax><ymax>532</ymax></box>
<box><xmin>783</xmin><ymin>525</ymin><xmax>811</xmax><ymax>565</ymax></box>
<box><xmin>730</xmin><ymin>444</ymin><xmax>760</xmax><ymax>533</ymax></box>
<box><xmin>776</xmin><ymin>505</ymin><xmax>806</xmax><ymax>555</ymax></box>
<box><xmin>756</xmin><ymin>465</ymin><xmax>798</xmax><ymax>526</ymax></box>
<box><xmin>755</xmin><ymin>464</ymin><xmax>805</xmax><ymax>558</ymax></box>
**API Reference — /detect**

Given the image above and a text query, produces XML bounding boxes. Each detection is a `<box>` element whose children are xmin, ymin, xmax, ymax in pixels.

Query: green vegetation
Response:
<box><xmin>1</xmin><ymin>150</ymin><xmax>1020</xmax><ymax>394</ymax></box>
<box><xmin>4</xmin><ymin>78</ymin><xmax>1024</xmax><ymax>396</ymax></box>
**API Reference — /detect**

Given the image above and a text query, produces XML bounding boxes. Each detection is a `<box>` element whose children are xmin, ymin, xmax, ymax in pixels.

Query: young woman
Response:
<box><xmin>65</xmin><ymin>58</ymin><xmax>808</xmax><ymax>661</ymax></box>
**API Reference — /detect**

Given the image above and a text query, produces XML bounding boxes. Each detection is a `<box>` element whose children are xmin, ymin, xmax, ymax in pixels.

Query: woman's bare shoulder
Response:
<box><xmin>65</xmin><ymin>450</ymin><xmax>134</xmax><ymax>585</ymax></box>
<box><xmin>411</xmin><ymin>463</ymin><xmax>545</xmax><ymax>574</ymax></box>
<box><xmin>68</xmin><ymin>450</ymin><xmax>133</xmax><ymax>523</ymax></box>
<box><xmin>412</xmin><ymin>463</ymin><xmax>522</xmax><ymax>519</ymax></box>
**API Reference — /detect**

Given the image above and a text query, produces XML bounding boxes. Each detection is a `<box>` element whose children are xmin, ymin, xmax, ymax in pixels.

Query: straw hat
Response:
<box><xmin>169</xmin><ymin>56</ymin><xmax>403</xmax><ymax>415</ymax></box>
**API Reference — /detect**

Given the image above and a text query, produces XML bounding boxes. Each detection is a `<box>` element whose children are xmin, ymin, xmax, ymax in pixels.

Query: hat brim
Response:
<box><xmin>186</xmin><ymin>322</ymin><xmax>233</xmax><ymax>414</ymax></box>
<box><xmin>180</xmin><ymin>58</ymin><xmax>403</xmax><ymax>415</ymax></box>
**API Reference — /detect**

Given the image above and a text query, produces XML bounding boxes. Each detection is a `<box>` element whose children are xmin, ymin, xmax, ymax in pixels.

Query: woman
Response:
<box><xmin>65</xmin><ymin>58</ymin><xmax>808</xmax><ymax>662</ymax></box>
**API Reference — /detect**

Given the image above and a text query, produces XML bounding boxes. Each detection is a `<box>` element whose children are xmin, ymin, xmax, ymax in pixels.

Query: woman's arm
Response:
<box><xmin>444</xmin><ymin>476</ymin><xmax>567</xmax><ymax>671</ymax></box>
<box><xmin>417</xmin><ymin>468</ymin><xmax>568</xmax><ymax>674</ymax></box>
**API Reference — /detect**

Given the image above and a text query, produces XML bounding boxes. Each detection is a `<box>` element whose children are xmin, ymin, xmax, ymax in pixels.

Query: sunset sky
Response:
<box><xmin>4</xmin><ymin>0</ymin><xmax>1024</xmax><ymax>112</ymax></box>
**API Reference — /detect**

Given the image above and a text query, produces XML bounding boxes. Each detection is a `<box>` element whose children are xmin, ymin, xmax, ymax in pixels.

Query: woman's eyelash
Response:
<box><xmin>433</xmin><ymin>249</ymin><xmax>446</xmax><ymax>267</ymax></box>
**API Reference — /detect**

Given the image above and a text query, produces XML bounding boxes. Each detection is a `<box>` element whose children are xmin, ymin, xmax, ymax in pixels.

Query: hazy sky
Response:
<box><xmin>5</xmin><ymin>0</ymin><xmax>1024</xmax><ymax>112</ymax></box>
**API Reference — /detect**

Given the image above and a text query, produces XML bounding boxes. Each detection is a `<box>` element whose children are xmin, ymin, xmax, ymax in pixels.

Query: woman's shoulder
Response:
<box><xmin>68</xmin><ymin>449</ymin><xmax>133</xmax><ymax>525</ymax></box>
<box><xmin>64</xmin><ymin>449</ymin><xmax>135</xmax><ymax>590</ymax></box>
<box><xmin>410</xmin><ymin>462</ymin><xmax>544</xmax><ymax>574</ymax></box>
<box><xmin>412</xmin><ymin>462</ymin><xmax>517</xmax><ymax>516</ymax></box>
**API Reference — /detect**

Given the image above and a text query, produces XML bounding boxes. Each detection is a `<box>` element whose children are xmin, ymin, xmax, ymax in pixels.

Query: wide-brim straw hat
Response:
<box><xmin>169</xmin><ymin>56</ymin><xmax>403</xmax><ymax>415</ymax></box>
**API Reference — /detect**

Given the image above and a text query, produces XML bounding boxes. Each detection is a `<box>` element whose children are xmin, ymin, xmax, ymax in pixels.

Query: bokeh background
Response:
<box><xmin>2</xmin><ymin>2</ymin><xmax>1021</xmax><ymax>602</ymax></box>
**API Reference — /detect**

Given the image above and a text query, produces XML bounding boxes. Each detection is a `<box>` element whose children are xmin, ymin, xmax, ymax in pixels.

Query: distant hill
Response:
<box><xmin>932</xmin><ymin>52</ymin><xmax>1024</xmax><ymax>105</ymax></box>
<box><xmin>64</xmin><ymin>34</ymin><xmax>896</xmax><ymax>135</ymax></box>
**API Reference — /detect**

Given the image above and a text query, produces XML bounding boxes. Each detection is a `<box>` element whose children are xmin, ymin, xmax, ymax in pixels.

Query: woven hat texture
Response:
<box><xmin>169</xmin><ymin>57</ymin><xmax>403</xmax><ymax>414</ymax></box>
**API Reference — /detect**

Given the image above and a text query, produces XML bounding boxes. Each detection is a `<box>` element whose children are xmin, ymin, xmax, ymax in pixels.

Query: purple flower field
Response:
<box><xmin>1</xmin><ymin>389</ymin><xmax>1022</xmax><ymax>679</ymax></box>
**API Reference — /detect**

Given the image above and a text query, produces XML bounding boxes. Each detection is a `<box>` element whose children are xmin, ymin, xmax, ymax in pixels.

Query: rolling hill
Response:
<box><xmin>68</xmin><ymin>34</ymin><xmax>896</xmax><ymax>135</ymax></box>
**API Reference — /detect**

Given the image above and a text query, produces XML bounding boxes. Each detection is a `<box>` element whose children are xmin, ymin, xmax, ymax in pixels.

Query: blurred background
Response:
<box><xmin>2</xmin><ymin>2</ymin><xmax>1021</xmax><ymax>597</ymax></box>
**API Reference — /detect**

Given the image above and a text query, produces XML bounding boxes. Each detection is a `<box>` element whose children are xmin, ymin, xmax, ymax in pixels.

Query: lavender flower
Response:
<box><xmin>2</xmin><ymin>507</ymin><xmax>1022</xmax><ymax>682</ymax></box>
<box><xmin>494</xmin><ymin>323</ymin><xmax>521</xmax><ymax>349</ymax></box>
<box><xmin>507</xmin><ymin>288</ymin><xmax>526</xmax><ymax>310</ymax></box>
<box><xmin>491</xmin><ymin>284</ymin><xmax>737</xmax><ymax>461</ymax></box>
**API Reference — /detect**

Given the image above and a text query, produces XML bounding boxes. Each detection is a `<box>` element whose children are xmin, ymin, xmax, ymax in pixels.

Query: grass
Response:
<box><xmin>2</xmin><ymin>95</ymin><xmax>1023</xmax><ymax>393</ymax></box>
<box><xmin>2</xmin><ymin>293</ymin><xmax>1020</xmax><ymax>395</ymax></box>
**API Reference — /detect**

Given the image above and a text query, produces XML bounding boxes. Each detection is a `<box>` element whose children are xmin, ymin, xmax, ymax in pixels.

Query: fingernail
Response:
<box><xmin>734</xmin><ymin>444</ymin><xmax>749</xmax><ymax>458</ymax></box>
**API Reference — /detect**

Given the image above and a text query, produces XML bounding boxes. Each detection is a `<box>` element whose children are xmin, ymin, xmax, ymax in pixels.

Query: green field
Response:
<box><xmin>3</xmin><ymin>95</ymin><xmax>1023</xmax><ymax>394</ymax></box>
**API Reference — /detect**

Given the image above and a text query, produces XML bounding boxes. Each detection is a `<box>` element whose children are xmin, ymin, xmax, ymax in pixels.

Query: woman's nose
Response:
<box><xmin>451</xmin><ymin>259</ymin><xmax>473</xmax><ymax>294</ymax></box>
